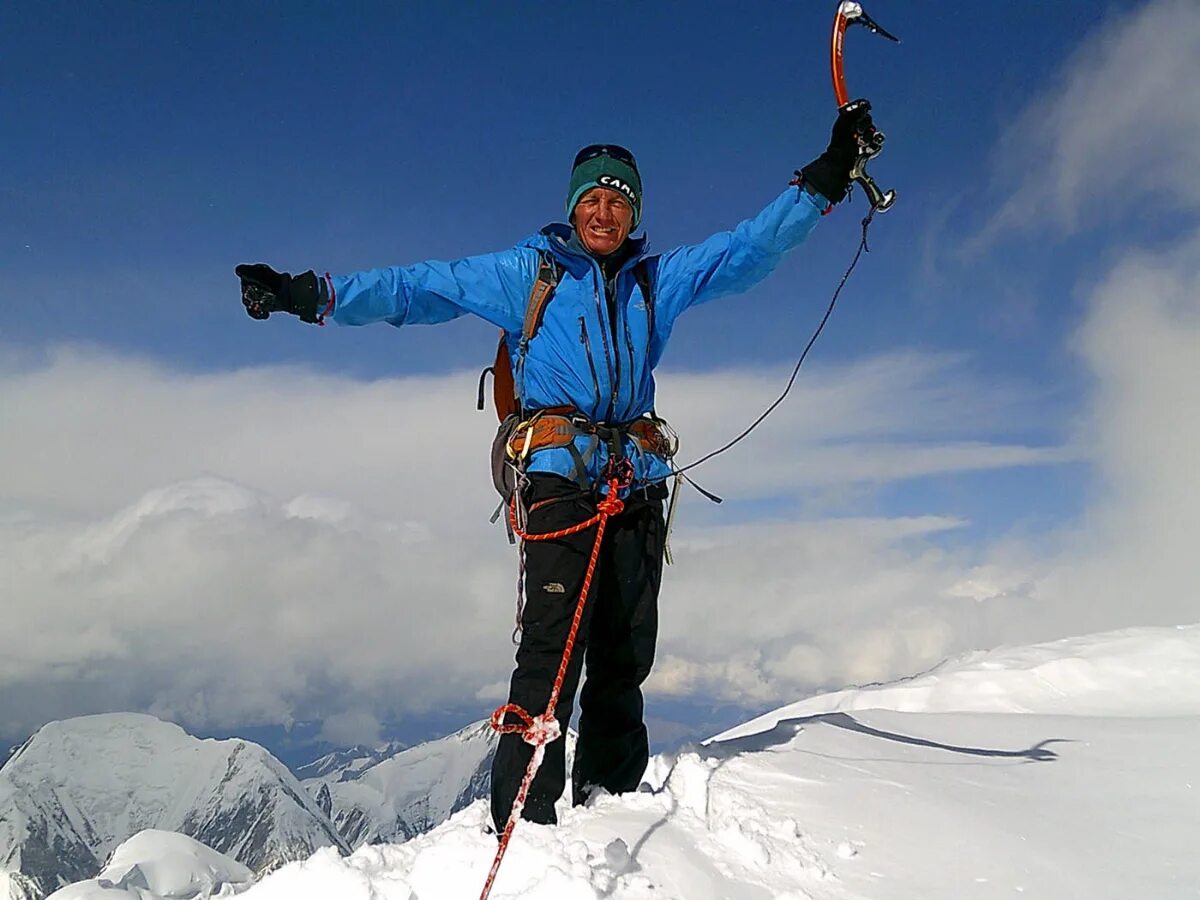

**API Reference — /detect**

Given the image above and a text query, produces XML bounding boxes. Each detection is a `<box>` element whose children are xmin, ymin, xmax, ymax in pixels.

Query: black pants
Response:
<box><xmin>490</xmin><ymin>473</ymin><xmax>666</xmax><ymax>831</ymax></box>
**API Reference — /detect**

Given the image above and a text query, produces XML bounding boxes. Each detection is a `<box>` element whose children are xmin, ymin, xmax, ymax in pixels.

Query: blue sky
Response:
<box><xmin>3</xmin><ymin>0</ymin><xmax>1196</xmax><ymax>759</ymax></box>
<box><xmin>2</xmin><ymin>1</ymin><xmax>1118</xmax><ymax>377</ymax></box>
<box><xmin>3</xmin><ymin>0</ymin><xmax>1116</xmax><ymax>514</ymax></box>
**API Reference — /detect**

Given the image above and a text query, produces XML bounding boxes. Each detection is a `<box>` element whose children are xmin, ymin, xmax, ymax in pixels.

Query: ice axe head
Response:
<box><xmin>832</xmin><ymin>2</ymin><xmax>900</xmax><ymax>108</ymax></box>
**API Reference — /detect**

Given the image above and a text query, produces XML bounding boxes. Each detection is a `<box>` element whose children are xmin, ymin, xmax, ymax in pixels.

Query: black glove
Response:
<box><xmin>236</xmin><ymin>264</ymin><xmax>324</xmax><ymax>323</ymax></box>
<box><xmin>799</xmin><ymin>99</ymin><xmax>877</xmax><ymax>204</ymax></box>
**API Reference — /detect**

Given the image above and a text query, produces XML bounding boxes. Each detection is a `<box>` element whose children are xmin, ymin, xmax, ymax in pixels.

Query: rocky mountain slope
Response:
<box><xmin>0</xmin><ymin>714</ymin><xmax>346</xmax><ymax>898</ymax></box>
<box><xmin>301</xmin><ymin>720</ymin><xmax>498</xmax><ymax>845</ymax></box>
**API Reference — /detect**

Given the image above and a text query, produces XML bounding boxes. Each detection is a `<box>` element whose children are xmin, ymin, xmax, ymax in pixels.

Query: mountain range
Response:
<box><xmin>0</xmin><ymin>713</ymin><xmax>514</xmax><ymax>899</ymax></box>
<box><xmin>0</xmin><ymin>714</ymin><xmax>344</xmax><ymax>898</ymax></box>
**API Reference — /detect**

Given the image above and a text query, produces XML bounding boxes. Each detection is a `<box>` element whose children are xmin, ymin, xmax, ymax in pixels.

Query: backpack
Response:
<box><xmin>476</xmin><ymin>249</ymin><xmax>656</xmax><ymax>421</ymax></box>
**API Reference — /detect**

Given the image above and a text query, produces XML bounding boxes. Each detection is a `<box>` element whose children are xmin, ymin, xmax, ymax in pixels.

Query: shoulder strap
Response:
<box><xmin>486</xmin><ymin>250</ymin><xmax>562</xmax><ymax>421</ymax></box>
<box><xmin>521</xmin><ymin>250</ymin><xmax>563</xmax><ymax>346</ymax></box>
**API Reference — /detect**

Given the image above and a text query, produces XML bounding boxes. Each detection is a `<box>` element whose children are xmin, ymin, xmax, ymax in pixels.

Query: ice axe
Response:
<box><xmin>830</xmin><ymin>1</ymin><xmax>899</xmax><ymax>212</ymax></box>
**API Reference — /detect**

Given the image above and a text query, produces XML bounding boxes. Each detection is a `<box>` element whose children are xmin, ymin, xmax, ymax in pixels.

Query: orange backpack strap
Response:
<box><xmin>490</xmin><ymin>333</ymin><xmax>518</xmax><ymax>419</ymax></box>
<box><xmin>478</xmin><ymin>250</ymin><xmax>563</xmax><ymax>421</ymax></box>
<box><xmin>519</xmin><ymin>252</ymin><xmax>563</xmax><ymax>354</ymax></box>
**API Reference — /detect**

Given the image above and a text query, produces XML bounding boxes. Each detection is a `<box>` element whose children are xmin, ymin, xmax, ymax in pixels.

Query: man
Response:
<box><xmin>236</xmin><ymin>100</ymin><xmax>877</xmax><ymax>833</ymax></box>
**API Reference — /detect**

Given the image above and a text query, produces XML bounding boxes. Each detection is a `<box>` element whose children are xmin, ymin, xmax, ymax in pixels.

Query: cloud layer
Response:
<box><xmin>0</xmin><ymin>346</ymin><xmax>1058</xmax><ymax>739</ymax></box>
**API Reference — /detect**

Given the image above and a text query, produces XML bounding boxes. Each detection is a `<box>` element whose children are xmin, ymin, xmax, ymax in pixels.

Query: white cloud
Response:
<box><xmin>318</xmin><ymin>710</ymin><xmax>384</xmax><ymax>748</ymax></box>
<box><xmin>650</xmin><ymin>514</ymin><xmax>979</xmax><ymax>702</ymax></box>
<box><xmin>982</xmin><ymin>0</ymin><xmax>1200</xmax><ymax>239</ymax></box>
<box><xmin>964</xmin><ymin>0</ymin><xmax>1200</xmax><ymax>639</ymax></box>
<box><xmin>1035</xmin><ymin>231</ymin><xmax>1200</xmax><ymax>633</ymax></box>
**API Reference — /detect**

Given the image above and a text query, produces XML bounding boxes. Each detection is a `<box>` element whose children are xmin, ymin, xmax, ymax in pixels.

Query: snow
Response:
<box><xmin>45</xmin><ymin>830</ymin><xmax>253</xmax><ymax>899</ymax></box>
<box><xmin>238</xmin><ymin>624</ymin><xmax>1200</xmax><ymax>899</ymax></box>
<box><xmin>294</xmin><ymin>743</ymin><xmax>407</xmax><ymax>782</ymax></box>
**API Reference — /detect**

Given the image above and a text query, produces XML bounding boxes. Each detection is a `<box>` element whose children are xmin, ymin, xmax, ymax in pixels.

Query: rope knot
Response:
<box><xmin>489</xmin><ymin>704</ymin><xmax>561</xmax><ymax>747</ymax></box>
<box><xmin>596</xmin><ymin>493</ymin><xmax>624</xmax><ymax>517</ymax></box>
<box><xmin>595</xmin><ymin>476</ymin><xmax>627</xmax><ymax>517</ymax></box>
<box><xmin>523</xmin><ymin>713</ymin><xmax>561</xmax><ymax>747</ymax></box>
<box><xmin>490</xmin><ymin>702</ymin><xmax>532</xmax><ymax>735</ymax></box>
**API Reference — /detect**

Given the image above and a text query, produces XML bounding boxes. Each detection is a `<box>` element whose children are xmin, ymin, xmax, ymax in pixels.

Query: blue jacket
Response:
<box><xmin>326</xmin><ymin>185</ymin><xmax>828</xmax><ymax>487</ymax></box>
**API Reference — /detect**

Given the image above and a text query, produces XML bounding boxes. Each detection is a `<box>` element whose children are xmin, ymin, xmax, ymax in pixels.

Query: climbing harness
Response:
<box><xmin>479</xmin><ymin>461</ymin><xmax>634</xmax><ymax>900</ymax></box>
<box><xmin>494</xmin><ymin>411</ymin><xmax>677</xmax><ymax>634</ymax></box>
<box><xmin>489</xmin><ymin>408</ymin><xmax>676</xmax><ymax>534</ymax></box>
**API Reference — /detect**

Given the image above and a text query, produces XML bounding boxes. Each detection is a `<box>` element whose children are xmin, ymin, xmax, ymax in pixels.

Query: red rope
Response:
<box><xmin>479</xmin><ymin>476</ymin><xmax>627</xmax><ymax>900</ymax></box>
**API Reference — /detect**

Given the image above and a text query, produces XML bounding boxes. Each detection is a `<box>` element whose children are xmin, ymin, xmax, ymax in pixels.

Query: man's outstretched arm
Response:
<box><xmin>651</xmin><ymin>101</ymin><xmax>876</xmax><ymax>326</ymax></box>
<box><xmin>236</xmin><ymin>248</ymin><xmax>538</xmax><ymax>332</ymax></box>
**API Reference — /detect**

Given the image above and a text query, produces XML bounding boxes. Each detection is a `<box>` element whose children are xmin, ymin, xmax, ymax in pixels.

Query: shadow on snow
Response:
<box><xmin>704</xmin><ymin>712</ymin><xmax>1070</xmax><ymax>763</ymax></box>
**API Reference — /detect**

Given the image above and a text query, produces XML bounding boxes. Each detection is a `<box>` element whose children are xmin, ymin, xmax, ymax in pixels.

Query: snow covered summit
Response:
<box><xmin>45</xmin><ymin>830</ymin><xmax>253</xmax><ymax>900</ymax></box>
<box><xmin>241</xmin><ymin>624</ymin><xmax>1200</xmax><ymax>900</ymax></box>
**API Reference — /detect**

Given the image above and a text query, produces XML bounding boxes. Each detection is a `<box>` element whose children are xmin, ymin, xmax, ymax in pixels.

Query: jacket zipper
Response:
<box><xmin>593</xmin><ymin>273</ymin><xmax>617</xmax><ymax>422</ymax></box>
<box><xmin>623</xmin><ymin>303</ymin><xmax>637</xmax><ymax>416</ymax></box>
<box><xmin>579</xmin><ymin>316</ymin><xmax>603</xmax><ymax>412</ymax></box>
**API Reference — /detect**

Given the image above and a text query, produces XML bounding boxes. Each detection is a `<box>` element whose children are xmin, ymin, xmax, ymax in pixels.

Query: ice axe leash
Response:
<box><xmin>832</xmin><ymin>1</ymin><xmax>899</xmax><ymax>212</ymax></box>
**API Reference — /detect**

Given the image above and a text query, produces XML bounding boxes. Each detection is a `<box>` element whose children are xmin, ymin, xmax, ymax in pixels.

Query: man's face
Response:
<box><xmin>572</xmin><ymin>187</ymin><xmax>634</xmax><ymax>256</ymax></box>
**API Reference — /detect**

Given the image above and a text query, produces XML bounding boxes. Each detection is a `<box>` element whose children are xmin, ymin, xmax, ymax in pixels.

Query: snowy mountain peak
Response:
<box><xmin>0</xmin><ymin>713</ymin><xmax>345</xmax><ymax>898</ymax></box>
<box><xmin>303</xmin><ymin>719</ymin><xmax>503</xmax><ymax>847</ymax></box>
<box><xmin>293</xmin><ymin>741</ymin><xmax>407</xmax><ymax>783</ymax></box>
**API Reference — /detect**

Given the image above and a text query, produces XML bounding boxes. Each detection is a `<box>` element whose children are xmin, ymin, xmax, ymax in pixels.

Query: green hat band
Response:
<box><xmin>566</xmin><ymin>156</ymin><xmax>642</xmax><ymax>228</ymax></box>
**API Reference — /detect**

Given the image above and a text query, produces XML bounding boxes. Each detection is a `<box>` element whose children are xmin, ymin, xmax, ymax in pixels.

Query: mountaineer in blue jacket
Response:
<box><xmin>237</xmin><ymin>100</ymin><xmax>877</xmax><ymax>834</ymax></box>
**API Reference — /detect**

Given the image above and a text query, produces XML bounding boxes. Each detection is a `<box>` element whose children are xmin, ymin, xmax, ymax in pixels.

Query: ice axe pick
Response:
<box><xmin>830</xmin><ymin>1</ymin><xmax>900</xmax><ymax>212</ymax></box>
